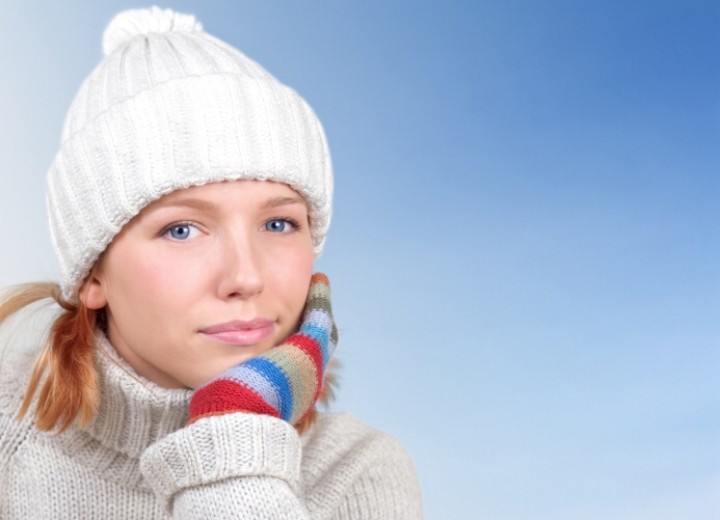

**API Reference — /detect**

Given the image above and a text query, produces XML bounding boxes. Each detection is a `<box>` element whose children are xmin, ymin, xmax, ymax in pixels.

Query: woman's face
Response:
<box><xmin>83</xmin><ymin>180</ymin><xmax>315</xmax><ymax>388</ymax></box>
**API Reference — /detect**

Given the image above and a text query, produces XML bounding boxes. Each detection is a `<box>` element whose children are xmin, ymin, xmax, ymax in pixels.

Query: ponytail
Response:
<box><xmin>1</xmin><ymin>283</ymin><xmax>99</xmax><ymax>432</ymax></box>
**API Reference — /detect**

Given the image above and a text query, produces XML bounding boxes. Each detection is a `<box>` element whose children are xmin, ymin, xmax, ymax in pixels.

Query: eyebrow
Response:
<box><xmin>151</xmin><ymin>195</ymin><xmax>306</xmax><ymax>212</ymax></box>
<box><xmin>261</xmin><ymin>196</ymin><xmax>307</xmax><ymax>209</ymax></box>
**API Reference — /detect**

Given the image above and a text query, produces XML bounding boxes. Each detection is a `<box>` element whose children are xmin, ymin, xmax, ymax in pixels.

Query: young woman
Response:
<box><xmin>0</xmin><ymin>7</ymin><xmax>422</xmax><ymax>519</ymax></box>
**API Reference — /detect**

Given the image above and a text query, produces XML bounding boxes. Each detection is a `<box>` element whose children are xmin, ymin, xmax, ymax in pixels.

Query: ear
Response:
<box><xmin>80</xmin><ymin>271</ymin><xmax>108</xmax><ymax>310</ymax></box>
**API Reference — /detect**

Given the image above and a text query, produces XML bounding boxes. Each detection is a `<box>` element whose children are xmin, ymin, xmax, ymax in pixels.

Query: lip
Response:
<box><xmin>199</xmin><ymin>319</ymin><xmax>274</xmax><ymax>346</ymax></box>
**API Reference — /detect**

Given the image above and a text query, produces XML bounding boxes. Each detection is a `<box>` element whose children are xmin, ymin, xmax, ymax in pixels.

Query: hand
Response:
<box><xmin>188</xmin><ymin>273</ymin><xmax>338</xmax><ymax>426</ymax></box>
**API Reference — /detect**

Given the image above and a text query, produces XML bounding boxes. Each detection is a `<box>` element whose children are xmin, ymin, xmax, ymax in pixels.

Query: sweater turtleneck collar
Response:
<box><xmin>83</xmin><ymin>331</ymin><xmax>193</xmax><ymax>459</ymax></box>
<box><xmin>48</xmin><ymin>332</ymin><xmax>193</xmax><ymax>488</ymax></box>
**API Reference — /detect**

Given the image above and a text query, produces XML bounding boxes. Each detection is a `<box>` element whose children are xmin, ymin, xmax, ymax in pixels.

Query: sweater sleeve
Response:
<box><xmin>140</xmin><ymin>412</ymin><xmax>423</xmax><ymax>519</ymax></box>
<box><xmin>139</xmin><ymin>413</ymin><xmax>309</xmax><ymax>519</ymax></box>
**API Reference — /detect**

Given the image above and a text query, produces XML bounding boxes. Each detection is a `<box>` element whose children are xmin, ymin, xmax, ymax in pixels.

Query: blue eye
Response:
<box><xmin>265</xmin><ymin>219</ymin><xmax>296</xmax><ymax>233</ymax></box>
<box><xmin>164</xmin><ymin>223</ymin><xmax>197</xmax><ymax>240</ymax></box>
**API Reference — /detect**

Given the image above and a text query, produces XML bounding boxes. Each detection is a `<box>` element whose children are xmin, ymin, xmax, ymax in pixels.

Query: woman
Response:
<box><xmin>0</xmin><ymin>7</ymin><xmax>422</xmax><ymax>519</ymax></box>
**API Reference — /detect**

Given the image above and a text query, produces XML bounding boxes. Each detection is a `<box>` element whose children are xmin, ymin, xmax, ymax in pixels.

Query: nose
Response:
<box><xmin>215</xmin><ymin>228</ymin><xmax>264</xmax><ymax>300</ymax></box>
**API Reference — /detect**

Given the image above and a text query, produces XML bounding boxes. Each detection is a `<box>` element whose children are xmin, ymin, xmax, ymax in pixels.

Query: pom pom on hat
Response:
<box><xmin>48</xmin><ymin>7</ymin><xmax>333</xmax><ymax>300</ymax></box>
<box><xmin>102</xmin><ymin>6</ymin><xmax>203</xmax><ymax>55</ymax></box>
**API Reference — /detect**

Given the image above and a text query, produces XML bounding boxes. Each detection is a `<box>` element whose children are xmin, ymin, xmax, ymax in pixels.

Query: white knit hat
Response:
<box><xmin>47</xmin><ymin>7</ymin><xmax>333</xmax><ymax>300</ymax></box>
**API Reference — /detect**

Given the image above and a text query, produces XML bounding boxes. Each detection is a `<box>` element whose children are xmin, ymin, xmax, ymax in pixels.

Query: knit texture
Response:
<box><xmin>189</xmin><ymin>273</ymin><xmax>337</xmax><ymax>425</ymax></box>
<box><xmin>0</xmin><ymin>328</ymin><xmax>423</xmax><ymax>519</ymax></box>
<box><xmin>47</xmin><ymin>7</ymin><xmax>333</xmax><ymax>300</ymax></box>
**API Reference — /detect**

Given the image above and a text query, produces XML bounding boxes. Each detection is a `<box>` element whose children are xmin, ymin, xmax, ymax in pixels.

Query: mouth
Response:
<box><xmin>198</xmin><ymin>319</ymin><xmax>275</xmax><ymax>346</ymax></box>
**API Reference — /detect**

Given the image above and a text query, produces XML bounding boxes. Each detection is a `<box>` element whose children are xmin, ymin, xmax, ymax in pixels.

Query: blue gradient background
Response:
<box><xmin>1</xmin><ymin>2</ymin><xmax>718</xmax><ymax>518</ymax></box>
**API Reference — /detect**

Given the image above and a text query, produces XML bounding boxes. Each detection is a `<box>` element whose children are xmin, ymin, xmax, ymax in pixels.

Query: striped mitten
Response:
<box><xmin>188</xmin><ymin>273</ymin><xmax>338</xmax><ymax>426</ymax></box>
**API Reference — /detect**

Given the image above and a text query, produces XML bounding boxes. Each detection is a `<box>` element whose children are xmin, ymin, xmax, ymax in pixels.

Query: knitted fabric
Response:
<box><xmin>0</xmin><ymin>329</ymin><xmax>424</xmax><ymax>518</ymax></box>
<box><xmin>189</xmin><ymin>273</ymin><xmax>338</xmax><ymax>425</ymax></box>
<box><xmin>47</xmin><ymin>7</ymin><xmax>333</xmax><ymax>300</ymax></box>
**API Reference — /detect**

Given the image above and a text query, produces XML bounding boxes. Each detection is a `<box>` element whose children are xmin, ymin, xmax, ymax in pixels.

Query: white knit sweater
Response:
<box><xmin>0</xmin><ymin>335</ymin><xmax>422</xmax><ymax>519</ymax></box>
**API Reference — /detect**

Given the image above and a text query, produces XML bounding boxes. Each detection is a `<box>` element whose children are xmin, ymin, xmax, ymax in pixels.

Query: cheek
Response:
<box><xmin>268</xmin><ymin>247</ymin><xmax>315</xmax><ymax>318</ymax></box>
<box><xmin>103</xmin><ymin>249</ymin><xmax>202</xmax><ymax>320</ymax></box>
<box><xmin>288</xmin><ymin>248</ymin><xmax>315</xmax><ymax>294</ymax></box>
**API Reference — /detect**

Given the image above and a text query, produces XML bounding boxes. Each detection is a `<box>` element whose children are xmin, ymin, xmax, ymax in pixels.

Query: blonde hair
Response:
<box><xmin>1</xmin><ymin>282</ymin><xmax>334</xmax><ymax>434</ymax></box>
<box><xmin>1</xmin><ymin>282</ymin><xmax>98</xmax><ymax>432</ymax></box>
